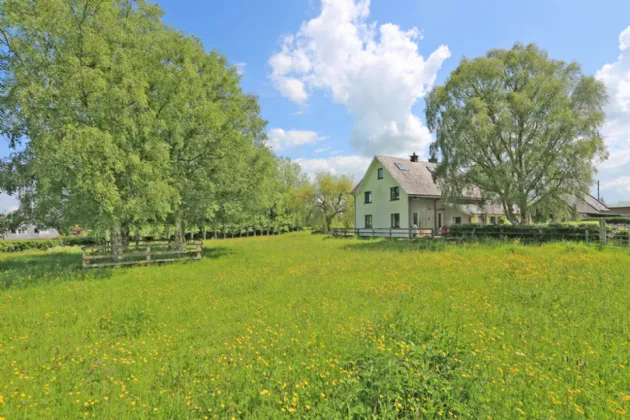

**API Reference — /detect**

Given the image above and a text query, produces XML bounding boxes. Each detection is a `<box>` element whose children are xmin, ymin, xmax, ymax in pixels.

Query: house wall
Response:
<box><xmin>355</xmin><ymin>158</ymin><xmax>410</xmax><ymax>237</ymax></box>
<box><xmin>409</xmin><ymin>197</ymin><xmax>438</xmax><ymax>231</ymax></box>
<box><xmin>2</xmin><ymin>225</ymin><xmax>59</xmax><ymax>240</ymax></box>
<box><xmin>610</xmin><ymin>207</ymin><xmax>630</xmax><ymax>216</ymax></box>
<box><xmin>435</xmin><ymin>200</ymin><xmax>473</xmax><ymax>227</ymax></box>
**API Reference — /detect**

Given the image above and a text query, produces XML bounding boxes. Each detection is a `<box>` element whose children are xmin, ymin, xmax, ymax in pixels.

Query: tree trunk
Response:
<box><xmin>174</xmin><ymin>216</ymin><xmax>186</xmax><ymax>250</ymax></box>
<box><xmin>110</xmin><ymin>223</ymin><xmax>122</xmax><ymax>257</ymax></box>
<box><xmin>121</xmin><ymin>224</ymin><xmax>131</xmax><ymax>247</ymax></box>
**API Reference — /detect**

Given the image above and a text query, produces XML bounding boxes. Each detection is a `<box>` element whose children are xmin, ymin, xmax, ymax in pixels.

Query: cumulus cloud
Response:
<box><xmin>295</xmin><ymin>155</ymin><xmax>371</xmax><ymax>181</ymax></box>
<box><xmin>268</xmin><ymin>0</ymin><xmax>450</xmax><ymax>157</ymax></box>
<box><xmin>595</xmin><ymin>26</ymin><xmax>630</xmax><ymax>203</ymax></box>
<box><xmin>267</xmin><ymin>128</ymin><xmax>327</xmax><ymax>152</ymax></box>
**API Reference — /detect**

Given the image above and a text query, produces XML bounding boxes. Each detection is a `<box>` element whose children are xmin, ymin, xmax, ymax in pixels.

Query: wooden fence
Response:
<box><xmin>82</xmin><ymin>241</ymin><xmax>202</xmax><ymax>268</ymax></box>
<box><xmin>330</xmin><ymin>221</ymin><xmax>630</xmax><ymax>246</ymax></box>
<box><xmin>332</xmin><ymin>227</ymin><xmax>436</xmax><ymax>239</ymax></box>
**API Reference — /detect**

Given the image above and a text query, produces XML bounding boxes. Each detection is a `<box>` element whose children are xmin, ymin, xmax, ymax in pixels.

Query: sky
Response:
<box><xmin>2</xmin><ymin>0</ymin><xmax>630</xmax><ymax>211</ymax></box>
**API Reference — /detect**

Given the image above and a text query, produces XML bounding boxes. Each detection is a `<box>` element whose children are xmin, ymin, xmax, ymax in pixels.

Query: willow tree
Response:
<box><xmin>425</xmin><ymin>43</ymin><xmax>608</xmax><ymax>224</ymax></box>
<box><xmin>0</xmin><ymin>0</ymin><xmax>178</xmax><ymax>251</ymax></box>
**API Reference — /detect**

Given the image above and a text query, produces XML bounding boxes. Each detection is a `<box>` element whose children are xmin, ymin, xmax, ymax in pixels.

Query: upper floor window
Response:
<box><xmin>377</xmin><ymin>168</ymin><xmax>383</xmax><ymax>179</ymax></box>
<box><xmin>390</xmin><ymin>186</ymin><xmax>400</xmax><ymax>201</ymax></box>
<box><xmin>364</xmin><ymin>191</ymin><xmax>372</xmax><ymax>204</ymax></box>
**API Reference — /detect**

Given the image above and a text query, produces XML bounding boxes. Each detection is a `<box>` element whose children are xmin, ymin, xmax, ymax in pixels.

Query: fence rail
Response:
<box><xmin>331</xmin><ymin>227</ymin><xmax>436</xmax><ymax>239</ymax></box>
<box><xmin>82</xmin><ymin>241</ymin><xmax>202</xmax><ymax>269</ymax></box>
<box><xmin>329</xmin><ymin>221</ymin><xmax>630</xmax><ymax>246</ymax></box>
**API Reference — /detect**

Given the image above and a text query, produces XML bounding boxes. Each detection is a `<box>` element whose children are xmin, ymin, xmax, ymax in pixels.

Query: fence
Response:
<box><xmin>330</xmin><ymin>221</ymin><xmax>630</xmax><ymax>246</ymax></box>
<box><xmin>332</xmin><ymin>227</ymin><xmax>436</xmax><ymax>239</ymax></box>
<box><xmin>82</xmin><ymin>241</ymin><xmax>202</xmax><ymax>268</ymax></box>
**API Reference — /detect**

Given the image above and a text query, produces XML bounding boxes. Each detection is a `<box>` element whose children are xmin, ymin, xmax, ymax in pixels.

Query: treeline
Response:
<box><xmin>0</xmin><ymin>1</ymin><xmax>354</xmax><ymax>250</ymax></box>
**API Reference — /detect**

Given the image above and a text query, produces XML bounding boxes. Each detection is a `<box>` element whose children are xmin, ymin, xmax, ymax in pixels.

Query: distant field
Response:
<box><xmin>1</xmin><ymin>233</ymin><xmax>630</xmax><ymax>418</ymax></box>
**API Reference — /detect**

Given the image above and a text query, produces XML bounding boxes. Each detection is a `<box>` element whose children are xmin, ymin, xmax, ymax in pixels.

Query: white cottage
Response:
<box><xmin>351</xmin><ymin>154</ymin><xmax>509</xmax><ymax>237</ymax></box>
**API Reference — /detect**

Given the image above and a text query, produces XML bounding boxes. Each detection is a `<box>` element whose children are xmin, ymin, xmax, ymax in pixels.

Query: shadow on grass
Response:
<box><xmin>0</xmin><ymin>245</ymin><xmax>232</xmax><ymax>290</ymax></box>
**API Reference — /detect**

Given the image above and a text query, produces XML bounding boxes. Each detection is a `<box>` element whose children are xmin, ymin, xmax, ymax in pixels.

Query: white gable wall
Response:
<box><xmin>355</xmin><ymin>158</ymin><xmax>409</xmax><ymax>235</ymax></box>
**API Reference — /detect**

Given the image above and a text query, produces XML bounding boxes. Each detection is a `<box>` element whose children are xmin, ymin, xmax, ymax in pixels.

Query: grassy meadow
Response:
<box><xmin>1</xmin><ymin>232</ymin><xmax>630</xmax><ymax>418</ymax></box>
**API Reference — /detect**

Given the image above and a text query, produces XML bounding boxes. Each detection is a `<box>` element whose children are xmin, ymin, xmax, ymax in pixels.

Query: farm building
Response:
<box><xmin>352</xmin><ymin>154</ymin><xmax>610</xmax><ymax>235</ymax></box>
<box><xmin>2</xmin><ymin>224</ymin><xmax>59</xmax><ymax>240</ymax></box>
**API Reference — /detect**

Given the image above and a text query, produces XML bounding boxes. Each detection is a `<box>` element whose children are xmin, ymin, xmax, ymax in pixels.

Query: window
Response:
<box><xmin>18</xmin><ymin>228</ymin><xmax>27</xmax><ymax>234</ymax></box>
<box><xmin>10</xmin><ymin>228</ymin><xmax>16</xmax><ymax>234</ymax></box>
<box><xmin>34</xmin><ymin>227</ymin><xmax>40</xmax><ymax>234</ymax></box>
<box><xmin>438</xmin><ymin>213</ymin><xmax>442</xmax><ymax>228</ymax></box>
<box><xmin>489</xmin><ymin>216</ymin><xmax>496</xmax><ymax>225</ymax></box>
<box><xmin>453</xmin><ymin>217</ymin><xmax>462</xmax><ymax>225</ymax></box>
<box><xmin>413</xmin><ymin>213</ymin><xmax>419</xmax><ymax>226</ymax></box>
<box><xmin>427</xmin><ymin>166</ymin><xmax>435</xmax><ymax>174</ymax></box>
<box><xmin>364</xmin><ymin>191</ymin><xmax>372</xmax><ymax>204</ymax></box>
<box><xmin>377</xmin><ymin>168</ymin><xmax>383</xmax><ymax>179</ymax></box>
<box><xmin>365</xmin><ymin>215</ymin><xmax>373</xmax><ymax>228</ymax></box>
<box><xmin>390</xmin><ymin>186</ymin><xmax>400</xmax><ymax>201</ymax></box>
<box><xmin>391</xmin><ymin>213</ymin><xmax>400</xmax><ymax>228</ymax></box>
<box><xmin>394</xmin><ymin>162</ymin><xmax>408</xmax><ymax>171</ymax></box>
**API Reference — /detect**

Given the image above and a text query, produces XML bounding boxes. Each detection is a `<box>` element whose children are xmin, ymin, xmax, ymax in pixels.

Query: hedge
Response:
<box><xmin>447</xmin><ymin>223</ymin><xmax>602</xmax><ymax>243</ymax></box>
<box><xmin>0</xmin><ymin>236</ymin><xmax>101</xmax><ymax>253</ymax></box>
<box><xmin>584</xmin><ymin>216</ymin><xmax>630</xmax><ymax>224</ymax></box>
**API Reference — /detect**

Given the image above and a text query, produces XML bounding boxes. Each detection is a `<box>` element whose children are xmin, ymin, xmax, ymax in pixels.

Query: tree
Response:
<box><xmin>312</xmin><ymin>173</ymin><xmax>353</xmax><ymax>231</ymax></box>
<box><xmin>0</xmin><ymin>0</ymin><xmax>178</xmax><ymax>252</ymax></box>
<box><xmin>425</xmin><ymin>43</ymin><xmax>608</xmax><ymax>224</ymax></box>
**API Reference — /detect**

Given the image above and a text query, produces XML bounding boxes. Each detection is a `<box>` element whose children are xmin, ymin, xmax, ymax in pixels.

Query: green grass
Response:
<box><xmin>1</xmin><ymin>232</ymin><xmax>630</xmax><ymax>418</ymax></box>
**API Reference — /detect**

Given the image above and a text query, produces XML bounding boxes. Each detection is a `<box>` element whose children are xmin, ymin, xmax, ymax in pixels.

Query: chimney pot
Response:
<box><xmin>410</xmin><ymin>153</ymin><xmax>419</xmax><ymax>163</ymax></box>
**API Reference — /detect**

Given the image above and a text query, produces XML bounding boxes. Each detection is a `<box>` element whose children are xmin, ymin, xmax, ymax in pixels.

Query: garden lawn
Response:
<box><xmin>1</xmin><ymin>232</ymin><xmax>630</xmax><ymax>419</ymax></box>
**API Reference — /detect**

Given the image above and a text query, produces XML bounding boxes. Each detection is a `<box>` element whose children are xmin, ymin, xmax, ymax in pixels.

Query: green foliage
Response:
<box><xmin>0</xmin><ymin>236</ymin><xmax>101</xmax><ymax>253</ymax></box>
<box><xmin>312</xmin><ymin>172</ymin><xmax>354</xmax><ymax>231</ymax></box>
<box><xmin>425</xmin><ymin>43</ymin><xmax>608</xmax><ymax>224</ymax></box>
<box><xmin>1</xmin><ymin>233</ymin><xmax>630</xmax><ymax>417</ymax></box>
<box><xmin>584</xmin><ymin>216</ymin><xmax>630</xmax><ymax>224</ymax></box>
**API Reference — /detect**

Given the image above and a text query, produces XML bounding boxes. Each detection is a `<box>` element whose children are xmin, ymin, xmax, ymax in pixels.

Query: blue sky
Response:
<box><xmin>2</xmin><ymin>0</ymin><xmax>630</xmax><ymax>211</ymax></box>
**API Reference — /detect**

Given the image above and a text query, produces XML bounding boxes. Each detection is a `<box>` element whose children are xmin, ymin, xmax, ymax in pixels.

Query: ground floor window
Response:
<box><xmin>453</xmin><ymin>216</ymin><xmax>462</xmax><ymax>225</ymax></box>
<box><xmin>490</xmin><ymin>216</ymin><xmax>496</xmax><ymax>225</ymax></box>
<box><xmin>413</xmin><ymin>212</ymin><xmax>419</xmax><ymax>227</ymax></box>
<box><xmin>438</xmin><ymin>213</ymin><xmax>442</xmax><ymax>228</ymax></box>
<box><xmin>365</xmin><ymin>215</ymin><xmax>372</xmax><ymax>228</ymax></box>
<box><xmin>391</xmin><ymin>213</ymin><xmax>400</xmax><ymax>228</ymax></box>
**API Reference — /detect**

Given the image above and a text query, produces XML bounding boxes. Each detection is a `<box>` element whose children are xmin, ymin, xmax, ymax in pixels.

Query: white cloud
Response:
<box><xmin>268</xmin><ymin>0</ymin><xmax>450</xmax><ymax>157</ymax></box>
<box><xmin>314</xmin><ymin>146</ymin><xmax>331</xmax><ymax>154</ymax></box>
<box><xmin>295</xmin><ymin>155</ymin><xmax>371</xmax><ymax>180</ymax></box>
<box><xmin>267</xmin><ymin>128</ymin><xmax>326</xmax><ymax>151</ymax></box>
<box><xmin>0</xmin><ymin>193</ymin><xmax>19</xmax><ymax>213</ymax></box>
<box><xmin>595</xmin><ymin>25</ymin><xmax>630</xmax><ymax>203</ymax></box>
<box><xmin>234</xmin><ymin>62</ymin><xmax>247</xmax><ymax>76</ymax></box>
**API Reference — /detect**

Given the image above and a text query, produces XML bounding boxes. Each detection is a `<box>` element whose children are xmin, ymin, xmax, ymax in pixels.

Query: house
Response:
<box><xmin>2</xmin><ymin>224</ymin><xmax>60</xmax><ymax>240</ymax></box>
<box><xmin>607</xmin><ymin>202</ymin><xmax>630</xmax><ymax>216</ymax></box>
<box><xmin>352</xmin><ymin>154</ymin><xmax>610</xmax><ymax>236</ymax></box>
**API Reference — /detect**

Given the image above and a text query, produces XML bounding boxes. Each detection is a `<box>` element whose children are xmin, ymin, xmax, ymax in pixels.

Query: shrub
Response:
<box><xmin>447</xmin><ymin>223</ymin><xmax>600</xmax><ymax>243</ymax></box>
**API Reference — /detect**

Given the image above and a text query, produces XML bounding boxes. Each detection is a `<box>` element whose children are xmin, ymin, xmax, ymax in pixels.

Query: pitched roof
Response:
<box><xmin>609</xmin><ymin>201</ymin><xmax>630</xmax><ymax>208</ymax></box>
<box><xmin>373</xmin><ymin>155</ymin><xmax>444</xmax><ymax>197</ymax></box>
<box><xmin>567</xmin><ymin>194</ymin><xmax>610</xmax><ymax>215</ymax></box>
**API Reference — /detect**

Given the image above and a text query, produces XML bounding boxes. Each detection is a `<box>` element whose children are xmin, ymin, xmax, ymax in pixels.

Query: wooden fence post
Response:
<box><xmin>599</xmin><ymin>219</ymin><xmax>607</xmax><ymax>246</ymax></box>
<box><xmin>389</xmin><ymin>228</ymin><xmax>392</xmax><ymax>239</ymax></box>
<box><xmin>82</xmin><ymin>247</ymin><xmax>86</xmax><ymax>269</ymax></box>
<box><xmin>197</xmin><ymin>242</ymin><xmax>202</xmax><ymax>260</ymax></box>
<box><xmin>627</xmin><ymin>228</ymin><xmax>630</xmax><ymax>247</ymax></box>
<box><xmin>585</xmin><ymin>229</ymin><xmax>589</xmax><ymax>243</ymax></box>
<box><xmin>146</xmin><ymin>246</ymin><xmax>151</xmax><ymax>262</ymax></box>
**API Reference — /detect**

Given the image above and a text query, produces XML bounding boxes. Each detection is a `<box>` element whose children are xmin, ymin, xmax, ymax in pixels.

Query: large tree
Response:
<box><xmin>425</xmin><ymin>43</ymin><xmax>608</xmax><ymax>224</ymax></box>
<box><xmin>0</xmin><ymin>0</ymin><xmax>178</xmax><ymax>249</ymax></box>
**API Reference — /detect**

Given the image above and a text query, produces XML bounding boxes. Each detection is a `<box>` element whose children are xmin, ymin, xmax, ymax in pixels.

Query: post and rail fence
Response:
<box><xmin>82</xmin><ymin>240</ymin><xmax>202</xmax><ymax>269</ymax></box>
<box><xmin>329</xmin><ymin>220</ymin><xmax>630</xmax><ymax>246</ymax></box>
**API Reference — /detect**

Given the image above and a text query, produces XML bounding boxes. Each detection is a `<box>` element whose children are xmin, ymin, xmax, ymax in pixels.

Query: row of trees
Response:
<box><xmin>0</xmin><ymin>0</ymin><xmax>353</xmax><ymax>247</ymax></box>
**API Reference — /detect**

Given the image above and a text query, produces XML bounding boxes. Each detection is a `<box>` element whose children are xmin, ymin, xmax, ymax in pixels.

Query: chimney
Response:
<box><xmin>410</xmin><ymin>152</ymin><xmax>419</xmax><ymax>163</ymax></box>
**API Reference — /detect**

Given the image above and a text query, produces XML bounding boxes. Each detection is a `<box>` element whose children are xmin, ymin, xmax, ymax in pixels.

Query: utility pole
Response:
<box><xmin>597</xmin><ymin>180</ymin><xmax>600</xmax><ymax>201</ymax></box>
